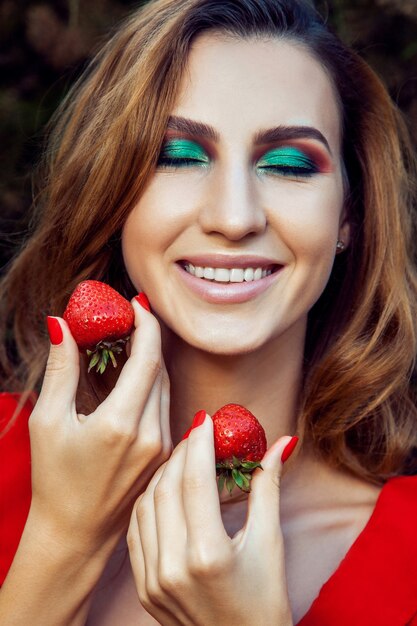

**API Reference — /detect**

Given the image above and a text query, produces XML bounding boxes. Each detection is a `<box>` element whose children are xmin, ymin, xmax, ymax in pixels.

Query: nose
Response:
<box><xmin>198</xmin><ymin>163</ymin><xmax>267</xmax><ymax>240</ymax></box>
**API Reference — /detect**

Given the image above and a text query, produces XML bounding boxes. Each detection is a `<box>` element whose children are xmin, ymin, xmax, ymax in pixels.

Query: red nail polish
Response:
<box><xmin>191</xmin><ymin>409</ymin><xmax>206</xmax><ymax>430</ymax></box>
<box><xmin>134</xmin><ymin>293</ymin><xmax>151</xmax><ymax>312</ymax></box>
<box><xmin>181</xmin><ymin>426</ymin><xmax>192</xmax><ymax>441</ymax></box>
<box><xmin>281</xmin><ymin>436</ymin><xmax>299</xmax><ymax>463</ymax></box>
<box><xmin>181</xmin><ymin>410</ymin><xmax>206</xmax><ymax>441</ymax></box>
<box><xmin>46</xmin><ymin>316</ymin><xmax>63</xmax><ymax>345</ymax></box>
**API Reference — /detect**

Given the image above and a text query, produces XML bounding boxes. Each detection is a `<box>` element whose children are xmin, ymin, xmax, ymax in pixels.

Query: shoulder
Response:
<box><xmin>363</xmin><ymin>474</ymin><xmax>417</xmax><ymax>563</ymax></box>
<box><xmin>346</xmin><ymin>475</ymin><xmax>417</xmax><ymax>624</ymax></box>
<box><xmin>375</xmin><ymin>474</ymin><xmax>417</xmax><ymax>521</ymax></box>
<box><xmin>296</xmin><ymin>474</ymin><xmax>417</xmax><ymax>625</ymax></box>
<box><xmin>0</xmin><ymin>391</ymin><xmax>36</xmax><ymax>481</ymax></box>
<box><xmin>0</xmin><ymin>392</ymin><xmax>36</xmax><ymax>586</ymax></box>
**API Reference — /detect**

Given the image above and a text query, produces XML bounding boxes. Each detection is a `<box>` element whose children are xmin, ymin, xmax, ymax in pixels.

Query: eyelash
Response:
<box><xmin>157</xmin><ymin>157</ymin><xmax>209</xmax><ymax>168</ymax></box>
<box><xmin>258</xmin><ymin>163</ymin><xmax>318</xmax><ymax>178</ymax></box>
<box><xmin>157</xmin><ymin>143</ymin><xmax>319</xmax><ymax>178</ymax></box>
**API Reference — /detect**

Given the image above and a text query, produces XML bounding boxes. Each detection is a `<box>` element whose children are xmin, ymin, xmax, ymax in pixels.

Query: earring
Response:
<box><xmin>336</xmin><ymin>240</ymin><xmax>345</xmax><ymax>253</ymax></box>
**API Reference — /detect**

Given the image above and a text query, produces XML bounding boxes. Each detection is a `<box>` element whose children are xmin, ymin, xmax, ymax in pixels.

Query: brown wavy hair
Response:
<box><xmin>1</xmin><ymin>0</ymin><xmax>416</xmax><ymax>482</ymax></box>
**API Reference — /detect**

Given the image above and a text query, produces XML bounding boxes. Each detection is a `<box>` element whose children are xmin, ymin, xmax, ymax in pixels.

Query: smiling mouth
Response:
<box><xmin>178</xmin><ymin>261</ymin><xmax>281</xmax><ymax>284</ymax></box>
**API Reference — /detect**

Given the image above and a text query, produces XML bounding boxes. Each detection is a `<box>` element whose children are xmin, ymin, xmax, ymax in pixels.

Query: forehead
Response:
<box><xmin>172</xmin><ymin>33</ymin><xmax>342</xmax><ymax>154</ymax></box>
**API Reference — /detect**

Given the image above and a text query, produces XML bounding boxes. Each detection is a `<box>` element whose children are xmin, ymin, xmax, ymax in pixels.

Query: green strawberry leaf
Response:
<box><xmin>217</xmin><ymin>473</ymin><xmax>226</xmax><ymax>494</ymax></box>
<box><xmin>240</xmin><ymin>461</ymin><xmax>263</xmax><ymax>470</ymax></box>
<box><xmin>226</xmin><ymin>475</ymin><xmax>235</xmax><ymax>495</ymax></box>
<box><xmin>88</xmin><ymin>351</ymin><xmax>100</xmax><ymax>372</ymax></box>
<box><xmin>240</xmin><ymin>472</ymin><xmax>251</xmax><ymax>490</ymax></box>
<box><xmin>232</xmin><ymin>468</ymin><xmax>244</xmax><ymax>489</ymax></box>
<box><xmin>234</xmin><ymin>470</ymin><xmax>251</xmax><ymax>492</ymax></box>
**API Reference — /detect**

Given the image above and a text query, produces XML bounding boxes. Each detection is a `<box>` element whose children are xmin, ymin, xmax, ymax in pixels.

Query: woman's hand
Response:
<box><xmin>27</xmin><ymin>296</ymin><xmax>172</xmax><ymax>552</ymax></box>
<box><xmin>0</xmin><ymin>299</ymin><xmax>172</xmax><ymax>626</ymax></box>
<box><xmin>127</xmin><ymin>413</ymin><xmax>294</xmax><ymax>626</ymax></box>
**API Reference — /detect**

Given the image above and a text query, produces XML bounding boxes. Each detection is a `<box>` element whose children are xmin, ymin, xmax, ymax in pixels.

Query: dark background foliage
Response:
<box><xmin>1</xmin><ymin>0</ymin><xmax>417</xmax><ymax>271</ymax></box>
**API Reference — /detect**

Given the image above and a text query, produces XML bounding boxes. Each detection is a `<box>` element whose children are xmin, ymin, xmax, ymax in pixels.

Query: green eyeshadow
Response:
<box><xmin>158</xmin><ymin>138</ymin><xmax>210</xmax><ymax>163</ymax></box>
<box><xmin>257</xmin><ymin>145</ymin><xmax>317</xmax><ymax>173</ymax></box>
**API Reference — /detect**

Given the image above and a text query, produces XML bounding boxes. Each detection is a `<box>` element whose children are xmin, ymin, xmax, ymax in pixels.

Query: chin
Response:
<box><xmin>183</xmin><ymin>328</ymin><xmax>267</xmax><ymax>356</ymax></box>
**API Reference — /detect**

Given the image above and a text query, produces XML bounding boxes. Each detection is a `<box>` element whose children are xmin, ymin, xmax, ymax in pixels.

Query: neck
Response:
<box><xmin>162</xmin><ymin>318</ymin><xmax>306</xmax><ymax>447</ymax></box>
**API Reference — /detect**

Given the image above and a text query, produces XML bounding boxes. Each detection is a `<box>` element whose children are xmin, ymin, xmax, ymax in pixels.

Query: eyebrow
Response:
<box><xmin>167</xmin><ymin>115</ymin><xmax>332</xmax><ymax>155</ymax></box>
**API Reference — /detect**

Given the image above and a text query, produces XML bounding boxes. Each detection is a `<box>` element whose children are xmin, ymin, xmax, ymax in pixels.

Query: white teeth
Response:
<box><xmin>253</xmin><ymin>267</ymin><xmax>262</xmax><ymax>280</ymax></box>
<box><xmin>244</xmin><ymin>267</ymin><xmax>254</xmax><ymax>282</ymax></box>
<box><xmin>230</xmin><ymin>268</ymin><xmax>244</xmax><ymax>282</ymax></box>
<box><xmin>183</xmin><ymin>263</ymin><xmax>274</xmax><ymax>283</ymax></box>
<box><xmin>214</xmin><ymin>268</ymin><xmax>230</xmax><ymax>282</ymax></box>
<box><xmin>203</xmin><ymin>267</ymin><xmax>215</xmax><ymax>280</ymax></box>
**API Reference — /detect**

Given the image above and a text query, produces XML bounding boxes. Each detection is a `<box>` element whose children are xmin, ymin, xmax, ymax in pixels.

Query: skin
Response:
<box><xmin>117</xmin><ymin>35</ymin><xmax>379</xmax><ymax>626</ymax></box>
<box><xmin>0</xmin><ymin>300</ymin><xmax>172</xmax><ymax>626</ymax></box>
<box><xmin>0</xmin><ymin>35</ymin><xmax>382</xmax><ymax>626</ymax></box>
<box><xmin>121</xmin><ymin>34</ymin><xmax>349</xmax><ymax>445</ymax></box>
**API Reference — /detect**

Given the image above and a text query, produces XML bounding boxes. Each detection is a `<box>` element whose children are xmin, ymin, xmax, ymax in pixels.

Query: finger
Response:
<box><xmin>182</xmin><ymin>414</ymin><xmax>229</xmax><ymax>551</ymax></box>
<box><xmin>136</xmin><ymin>365</ymin><xmax>164</xmax><ymax>444</ymax></box>
<box><xmin>244</xmin><ymin>435</ymin><xmax>299</xmax><ymax>545</ymax></box>
<box><xmin>134</xmin><ymin>462</ymin><xmax>166</xmax><ymax>595</ymax></box>
<box><xmin>128</xmin><ymin>499</ymin><xmax>176</xmax><ymax>625</ymax></box>
<box><xmin>150</xmin><ymin>443</ymin><xmax>195</xmax><ymax>625</ymax></box>
<box><xmin>36</xmin><ymin>316</ymin><xmax>80</xmax><ymax>418</ymax></box>
<box><xmin>99</xmin><ymin>298</ymin><xmax>163</xmax><ymax>426</ymax></box>
<box><xmin>136</xmin><ymin>353</ymin><xmax>172</xmax><ymax>456</ymax></box>
<box><xmin>132</xmin><ymin>463</ymin><xmax>189</xmax><ymax>626</ymax></box>
<box><xmin>153</xmin><ymin>442</ymin><xmax>187</xmax><ymax>572</ymax></box>
<box><xmin>127</xmin><ymin>500</ymin><xmax>146</xmax><ymax>591</ymax></box>
<box><xmin>153</xmin><ymin>443</ymin><xmax>190</xmax><ymax>621</ymax></box>
<box><xmin>159</xmin><ymin>356</ymin><xmax>172</xmax><ymax>456</ymax></box>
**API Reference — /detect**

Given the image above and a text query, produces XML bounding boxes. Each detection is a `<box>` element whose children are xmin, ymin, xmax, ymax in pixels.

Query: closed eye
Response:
<box><xmin>257</xmin><ymin>146</ymin><xmax>319</xmax><ymax>178</ymax></box>
<box><xmin>157</xmin><ymin>139</ymin><xmax>319</xmax><ymax>178</ymax></box>
<box><xmin>157</xmin><ymin>138</ymin><xmax>210</xmax><ymax>169</ymax></box>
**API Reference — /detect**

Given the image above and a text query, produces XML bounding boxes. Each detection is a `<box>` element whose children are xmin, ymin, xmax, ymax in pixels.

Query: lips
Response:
<box><xmin>174</xmin><ymin>258</ymin><xmax>284</xmax><ymax>304</ymax></box>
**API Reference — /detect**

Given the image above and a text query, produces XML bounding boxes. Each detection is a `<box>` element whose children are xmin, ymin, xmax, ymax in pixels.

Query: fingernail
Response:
<box><xmin>181</xmin><ymin>426</ymin><xmax>192</xmax><ymax>441</ymax></box>
<box><xmin>191</xmin><ymin>409</ymin><xmax>207</xmax><ymax>430</ymax></box>
<box><xmin>181</xmin><ymin>410</ymin><xmax>207</xmax><ymax>441</ymax></box>
<box><xmin>46</xmin><ymin>316</ymin><xmax>63</xmax><ymax>345</ymax></box>
<box><xmin>281</xmin><ymin>436</ymin><xmax>299</xmax><ymax>463</ymax></box>
<box><xmin>134</xmin><ymin>293</ymin><xmax>151</xmax><ymax>312</ymax></box>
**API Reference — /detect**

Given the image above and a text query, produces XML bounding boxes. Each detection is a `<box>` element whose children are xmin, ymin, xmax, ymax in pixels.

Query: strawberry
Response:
<box><xmin>212</xmin><ymin>403</ymin><xmax>267</xmax><ymax>495</ymax></box>
<box><xmin>63</xmin><ymin>280</ymin><xmax>134</xmax><ymax>374</ymax></box>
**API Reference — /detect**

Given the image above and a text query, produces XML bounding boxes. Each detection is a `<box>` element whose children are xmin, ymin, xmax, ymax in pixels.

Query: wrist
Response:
<box><xmin>280</xmin><ymin>607</ymin><xmax>294</xmax><ymax>626</ymax></box>
<box><xmin>0</xmin><ymin>508</ymin><xmax>120</xmax><ymax>626</ymax></box>
<box><xmin>25</xmin><ymin>502</ymin><xmax>121</xmax><ymax>561</ymax></box>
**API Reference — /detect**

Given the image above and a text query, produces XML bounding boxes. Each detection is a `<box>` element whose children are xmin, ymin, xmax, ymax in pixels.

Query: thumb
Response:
<box><xmin>38</xmin><ymin>316</ymin><xmax>80</xmax><ymax>413</ymax></box>
<box><xmin>246</xmin><ymin>435</ymin><xmax>299</xmax><ymax>542</ymax></box>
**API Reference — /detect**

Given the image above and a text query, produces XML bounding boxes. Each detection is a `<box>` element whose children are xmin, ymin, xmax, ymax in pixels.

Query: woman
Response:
<box><xmin>0</xmin><ymin>0</ymin><xmax>416</xmax><ymax>624</ymax></box>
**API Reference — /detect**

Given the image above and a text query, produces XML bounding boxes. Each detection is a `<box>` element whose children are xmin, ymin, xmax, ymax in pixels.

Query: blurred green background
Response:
<box><xmin>1</xmin><ymin>0</ymin><xmax>417</xmax><ymax>271</ymax></box>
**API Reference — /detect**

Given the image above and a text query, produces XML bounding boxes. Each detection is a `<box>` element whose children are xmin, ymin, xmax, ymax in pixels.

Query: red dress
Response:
<box><xmin>1</xmin><ymin>392</ymin><xmax>416</xmax><ymax>624</ymax></box>
<box><xmin>0</xmin><ymin>393</ymin><xmax>32</xmax><ymax>585</ymax></box>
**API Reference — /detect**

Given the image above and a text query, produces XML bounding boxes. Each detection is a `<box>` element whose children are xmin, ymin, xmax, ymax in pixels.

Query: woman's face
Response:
<box><xmin>122</xmin><ymin>34</ymin><xmax>348</xmax><ymax>355</ymax></box>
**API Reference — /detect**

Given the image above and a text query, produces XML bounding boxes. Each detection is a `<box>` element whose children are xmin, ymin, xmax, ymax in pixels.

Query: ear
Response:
<box><xmin>338</xmin><ymin>207</ymin><xmax>351</xmax><ymax>249</ymax></box>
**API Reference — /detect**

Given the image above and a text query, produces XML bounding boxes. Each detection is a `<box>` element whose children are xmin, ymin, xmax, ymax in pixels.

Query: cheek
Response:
<box><xmin>121</xmin><ymin>175</ymin><xmax>199</xmax><ymax>284</ymax></box>
<box><xmin>124</xmin><ymin>173</ymin><xmax>203</xmax><ymax>242</ymax></box>
<box><xmin>267</xmin><ymin>181</ymin><xmax>343</xmax><ymax>259</ymax></box>
<box><xmin>123</xmin><ymin>184</ymin><xmax>178</xmax><ymax>245</ymax></box>
<box><xmin>266</xmin><ymin>182</ymin><xmax>344</xmax><ymax>309</ymax></box>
